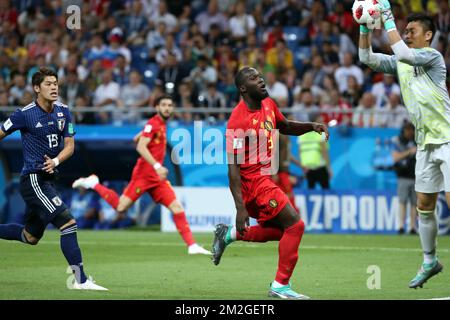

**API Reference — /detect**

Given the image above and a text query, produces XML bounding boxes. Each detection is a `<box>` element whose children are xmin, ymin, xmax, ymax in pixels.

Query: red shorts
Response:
<box><xmin>242</xmin><ymin>176</ymin><xmax>289</xmax><ymax>224</ymax></box>
<box><xmin>123</xmin><ymin>177</ymin><xmax>177</xmax><ymax>207</ymax></box>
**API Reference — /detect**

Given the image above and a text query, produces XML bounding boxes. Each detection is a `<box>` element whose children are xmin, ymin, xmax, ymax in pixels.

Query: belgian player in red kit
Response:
<box><xmin>212</xmin><ymin>67</ymin><xmax>329</xmax><ymax>299</ymax></box>
<box><xmin>72</xmin><ymin>95</ymin><xmax>211</xmax><ymax>255</ymax></box>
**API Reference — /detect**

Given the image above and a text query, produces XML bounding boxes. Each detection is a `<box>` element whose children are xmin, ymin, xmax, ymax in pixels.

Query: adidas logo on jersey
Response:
<box><xmin>35</xmin><ymin>122</ymin><xmax>43</xmax><ymax>128</ymax></box>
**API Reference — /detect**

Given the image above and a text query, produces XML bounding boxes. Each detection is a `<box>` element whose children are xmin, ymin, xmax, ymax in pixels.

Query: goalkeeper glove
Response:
<box><xmin>360</xmin><ymin>24</ymin><xmax>370</xmax><ymax>34</ymax></box>
<box><xmin>377</xmin><ymin>0</ymin><xmax>396</xmax><ymax>31</ymax></box>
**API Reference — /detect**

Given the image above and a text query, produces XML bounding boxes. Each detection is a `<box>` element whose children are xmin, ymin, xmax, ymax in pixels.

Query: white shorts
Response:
<box><xmin>415</xmin><ymin>143</ymin><xmax>450</xmax><ymax>193</ymax></box>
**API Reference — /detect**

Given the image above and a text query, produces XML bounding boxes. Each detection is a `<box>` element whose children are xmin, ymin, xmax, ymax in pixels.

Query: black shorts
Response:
<box><xmin>20</xmin><ymin>172</ymin><xmax>70</xmax><ymax>238</ymax></box>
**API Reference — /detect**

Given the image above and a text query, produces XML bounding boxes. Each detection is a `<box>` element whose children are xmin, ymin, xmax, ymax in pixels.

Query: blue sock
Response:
<box><xmin>0</xmin><ymin>224</ymin><xmax>26</xmax><ymax>243</ymax></box>
<box><xmin>60</xmin><ymin>224</ymin><xmax>87</xmax><ymax>284</ymax></box>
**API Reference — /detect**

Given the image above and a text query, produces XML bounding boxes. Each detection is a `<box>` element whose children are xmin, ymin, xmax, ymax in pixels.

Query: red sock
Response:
<box><xmin>275</xmin><ymin>220</ymin><xmax>305</xmax><ymax>285</ymax></box>
<box><xmin>172</xmin><ymin>212</ymin><xmax>195</xmax><ymax>246</ymax></box>
<box><xmin>237</xmin><ymin>225</ymin><xmax>283</xmax><ymax>242</ymax></box>
<box><xmin>93</xmin><ymin>184</ymin><xmax>120</xmax><ymax>209</ymax></box>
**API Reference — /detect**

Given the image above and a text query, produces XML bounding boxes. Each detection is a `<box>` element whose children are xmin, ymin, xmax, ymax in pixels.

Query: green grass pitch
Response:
<box><xmin>0</xmin><ymin>230</ymin><xmax>449</xmax><ymax>300</ymax></box>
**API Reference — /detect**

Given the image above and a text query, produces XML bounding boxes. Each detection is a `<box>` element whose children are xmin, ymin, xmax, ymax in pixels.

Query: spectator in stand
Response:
<box><xmin>8</xmin><ymin>72</ymin><xmax>32</xmax><ymax>105</ymax></box>
<box><xmin>156</xmin><ymin>33</ymin><xmax>182</xmax><ymax>65</ymax></box>
<box><xmin>149</xmin><ymin>0</ymin><xmax>178</xmax><ymax>32</ymax></box>
<box><xmin>214</xmin><ymin>38</ymin><xmax>238</xmax><ymax>84</ymax></box>
<box><xmin>327</xmin><ymin>2</ymin><xmax>354</xmax><ymax>36</ymax></box>
<box><xmin>321</xmin><ymin>40</ymin><xmax>340</xmax><ymax>73</ymax></box>
<box><xmin>146</xmin><ymin>21</ymin><xmax>167</xmax><ymax>50</ymax></box>
<box><xmin>27</xmin><ymin>32</ymin><xmax>50</xmax><ymax>60</ymax></box>
<box><xmin>312</xmin><ymin>20</ymin><xmax>339</xmax><ymax>53</ymax></box>
<box><xmin>195</xmin><ymin>0</ymin><xmax>228</xmax><ymax>35</ymax></box>
<box><xmin>435</xmin><ymin>0</ymin><xmax>450</xmax><ymax>36</ymax></box>
<box><xmin>229</xmin><ymin>0</ymin><xmax>256</xmax><ymax>45</ymax></box>
<box><xmin>275</xmin><ymin>0</ymin><xmax>302</xmax><ymax>26</ymax></box>
<box><xmin>293</xmin><ymin>71</ymin><xmax>324</xmax><ymax>102</ymax></box>
<box><xmin>84</xmin><ymin>33</ymin><xmax>107</xmax><ymax>65</ymax></box>
<box><xmin>73</xmin><ymin>96</ymin><xmax>96</xmax><ymax>124</ymax></box>
<box><xmin>59</xmin><ymin>71</ymin><xmax>88</xmax><ymax>108</ymax></box>
<box><xmin>4</xmin><ymin>33</ymin><xmax>27</xmax><ymax>62</ymax></box>
<box><xmin>93</xmin><ymin>69</ymin><xmax>121</xmax><ymax>124</ymax></box>
<box><xmin>262</xmin><ymin>19</ymin><xmax>284</xmax><ymax>52</ymax></box>
<box><xmin>189</xmin><ymin>54</ymin><xmax>218</xmax><ymax>94</ymax></box>
<box><xmin>352</xmin><ymin>92</ymin><xmax>381</xmax><ymax>128</ymax></box>
<box><xmin>0</xmin><ymin>0</ymin><xmax>18</xmax><ymax>33</ymax></box>
<box><xmin>177</xmin><ymin>80</ymin><xmax>195</xmax><ymax>122</ymax></box>
<box><xmin>84</xmin><ymin>59</ymin><xmax>103</xmax><ymax>95</ymax></box>
<box><xmin>292</xmin><ymin>88</ymin><xmax>320</xmax><ymax>122</ymax></box>
<box><xmin>320</xmin><ymin>89</ymin><xmax>352</xmax><ymax>126</ymax></box>
<box><xmin>334</xmin><ymin>52</ymin><xmax>364</xmax><ymax>93</ymax></box>
<box><xmin>106</xmin><ymin>28</ymin><xmax>131</xmax><ymax>65</ymax></box>
<box><xmin>342</xmin><ymin>75</ymin><xmax>362</xmax><ymax>107</ymax></box>
<box><xmin>371</xmin><ymin>74</ymin><xmax>401</xmax><ymax>109</ymax></box>
<box><xmin>199</xmin><ymin>82</ymin><xmax>227</xmax><ymax>120</ymax></box>
<box><xmin>379</xmin><ymin>93</ymin><xmax>410</xmax><ymax>129</ymax></box>
<box><xmin>118</xmin><ymin>70</ymin><xmax>151</xmax><ymax>123</ymax></box>
<box><xmin>123</xmin><ymin>0</ymin><xmax>149</xmax><ymax>45</ymax></box>
<box><xmin>265</xmin><ymin>69</ymin><xmax>288</xmax><ymax>107</ymax></box>
<box><xmin>306</xmin><ymin>55</ymin><xmax>327</xmax><ymax>88</ymax></box>
<box><xmin>113</xmin><ymin>54</ymin><xmax>131</xmax><ymax>86</ymax></box>
<box><xmin>157</xmin><ymin>52</ymin><xmax>187</xmax><ymax>99</ymax></box>
<box><xmin>17</xmin><ymin>6</ymin><xmax>45</xmax><ymax>37</ymax></box>
<box><xmin>266</xmin><ymin>38</ymin><xmax>294</xmax><ymax>74</ymax></box>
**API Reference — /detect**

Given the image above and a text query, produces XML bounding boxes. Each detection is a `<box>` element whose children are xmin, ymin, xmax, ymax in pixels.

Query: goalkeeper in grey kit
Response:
<box><xmin>358</xmin><ymin>0</ymin><xmax>450</xmax><ymax>288</ymax></box>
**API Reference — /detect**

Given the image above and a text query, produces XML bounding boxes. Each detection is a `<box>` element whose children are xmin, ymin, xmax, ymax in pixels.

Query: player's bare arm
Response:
<box><xmin>133</xmin><ymin>131</ymin><xmax>142</xmax><ymax>144</ymax></box>
<box><xmin>136</xmin><ymin>135</ymin><xmax>168</xmax><ymax>180</ymax></box>
<box><xmin>227</xmin><ymin>152</ymin><xmax>249</xmax><ymax>235</ymax></box>
<box><xmin>277</xmin><ymin>118</ymin><xmax>329</xmax><ymax>141</ymax></box>
<box><xmin>42</xmin><ymin>136</ymin><xmax>75</xmax><ymax>174</ymax></box>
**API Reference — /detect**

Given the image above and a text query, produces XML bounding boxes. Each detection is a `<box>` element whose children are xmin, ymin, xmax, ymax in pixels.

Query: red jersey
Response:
<box><xmin>133</xmin><ymin>114</ymin><xmax>167</xmax><ymax>179</ymax></box>
<box><xmin>226</xmin><ymin>98</ymin><xmax>285</xmax><ymax>182</ymax></box>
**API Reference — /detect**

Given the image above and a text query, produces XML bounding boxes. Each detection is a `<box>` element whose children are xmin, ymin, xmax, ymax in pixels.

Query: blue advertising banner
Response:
<box><xmin>294</xmin><ymin>189</ymin><xmax>450</xmax><ymax>235</ymax></box>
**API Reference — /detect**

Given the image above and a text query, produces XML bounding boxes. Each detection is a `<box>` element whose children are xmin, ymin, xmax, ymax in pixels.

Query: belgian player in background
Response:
<box><xmin>212</xmin><ymin>67</ymin><xmax>328</xmax><ymax>299</ymax></box>
<box><xmin>73</xmin><ymin>95</ymin><xmax>211</xmax><ymax>255</ymax></box>
<box><xmin>0</xmin><ymin>68</ymin><xmax>107</xmax><ymax>290</ymax></box>
<box><xmin>359</xmin><ymin>0</ymin><xmax>450</xmax><ymax>288</ymax></box>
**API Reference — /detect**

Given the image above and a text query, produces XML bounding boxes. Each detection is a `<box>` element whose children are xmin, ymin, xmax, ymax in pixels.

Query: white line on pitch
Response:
<box><xmin>33</xmin><ymin>241</ymin><xmax>450</xmax><ymax>253</ymax></box>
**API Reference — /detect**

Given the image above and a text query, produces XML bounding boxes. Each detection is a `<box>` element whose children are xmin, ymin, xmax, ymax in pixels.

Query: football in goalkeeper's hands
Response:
<box><xmin>352</xmin><ymin>0</ymin><xmax>382</xmax><ymax>29</ymax></box>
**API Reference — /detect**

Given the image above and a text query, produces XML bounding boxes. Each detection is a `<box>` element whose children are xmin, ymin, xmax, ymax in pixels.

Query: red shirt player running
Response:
<box><xmin>212</xmin><ymin>67</ymin><xmax>329</xmax><ymax>299</ymax></box>
<box><xmin>72</xmin><ymin>95</ymin><xmax>211</xmax><ymax>255</ymax></box>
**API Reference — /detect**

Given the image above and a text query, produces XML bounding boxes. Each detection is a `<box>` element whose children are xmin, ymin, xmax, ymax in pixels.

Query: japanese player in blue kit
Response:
<box><xmin>0</xmin><ymin>68</ymin><xmax>107</xmax><ymax>290</ymax></box>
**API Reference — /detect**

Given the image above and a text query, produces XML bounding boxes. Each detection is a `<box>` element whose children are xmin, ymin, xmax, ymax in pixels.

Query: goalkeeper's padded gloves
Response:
<box><xmin>376</xmin><ymin>0</ymin><xmax>396</xmax><ymax>31</ymax></box>
<box><xmin>360</xmin><ymin>24</ymin><xmax>370</xmax><ymax>34</ymax></box>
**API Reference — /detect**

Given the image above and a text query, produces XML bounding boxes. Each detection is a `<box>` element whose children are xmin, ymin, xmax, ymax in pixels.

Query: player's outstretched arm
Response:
<box><xmin>378</xmin><ymin>0</ymin><xmax>416</xmax><ymax>65</ymax></box>
<box><xmin>277</xmin><ymin>118</ymin><xmax>329</xmax><ymax>141</ymax></box>
<box><xmin>42</xmin><ymin>137</ymin><xmax>75</xmax><ymax>173</ymax></box>
<box><xmin>227</xmin><ymin>153</ymin><xmax>249</xmax><ymax>235</ymax></box>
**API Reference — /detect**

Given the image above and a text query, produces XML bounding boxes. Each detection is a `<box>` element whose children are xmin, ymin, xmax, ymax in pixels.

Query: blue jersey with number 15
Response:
<box><xmin>0</xmin><ymin>101</ymin><xmax>75</xmax><ymax>175</ymax></box>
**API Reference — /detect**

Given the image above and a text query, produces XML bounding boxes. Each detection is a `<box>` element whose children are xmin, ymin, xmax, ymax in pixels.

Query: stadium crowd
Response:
<box><xmin>0</xmin><ymin>0</ymin><xmax>449</xmax><ymax>127</ymax></box>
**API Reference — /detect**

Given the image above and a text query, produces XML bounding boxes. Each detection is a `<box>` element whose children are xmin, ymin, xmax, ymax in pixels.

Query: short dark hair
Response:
<box><xmin>32</xmin><ymin>67</ymin><xmax>58</xmax><ymax>87</ymax></box>
<box><xmin>407</xmin><ymin>13</ymin><xmax>436</xmax><ymax>43</ymax></box>
<box><xmin>234</xmin><ymin>67</ymin><xmax>253</xmax><ymax>90</ymax></box>
<box><xmin>155</xmin><ymin>94</ymin><xmax>173</xmax><ymax>107</ymax></box>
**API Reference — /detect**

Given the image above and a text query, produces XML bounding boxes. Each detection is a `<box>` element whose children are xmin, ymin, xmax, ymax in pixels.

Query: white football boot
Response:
<box><xmin>72</xmin><ymin>174</ymin><xmax>99</xmax><ymax>189</ymax></box>
<box><xmin>72</xmin><ymin>276</ymin><xmax>108</xmax><ymax>291</ymax></box>
<box><xmin>188</xmin><ymin>243</ymin><xmax>212</xmax><ymax>255</ymax></box>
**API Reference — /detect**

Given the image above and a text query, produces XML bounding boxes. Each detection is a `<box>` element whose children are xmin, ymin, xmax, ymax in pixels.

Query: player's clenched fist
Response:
<box><xmin>156</xmin><ymin>166</ymin><xmax>168</xmax><ymax>180</ymax></box>
<box><xmin>312</xmin><ymin>123</ymin><xmax>329</xmax><ymax>141</ymax></box>
<box><xmin>236</xmin><ymin>207</ymin><xmax>250</xmax><ymax>236</ymax></box>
